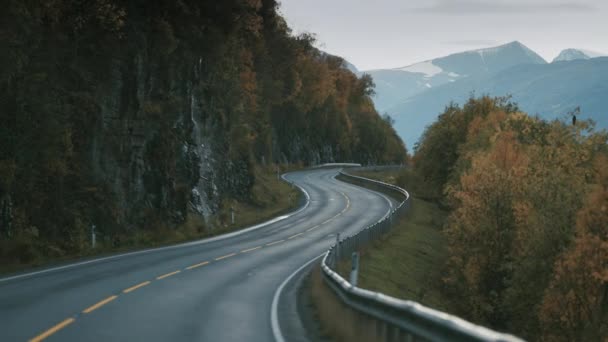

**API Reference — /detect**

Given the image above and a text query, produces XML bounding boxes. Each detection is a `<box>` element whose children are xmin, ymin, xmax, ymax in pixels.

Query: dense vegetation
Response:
<box><xmin>413</xmin><ymin>96</ymin><xmax>608</xmax><ymax>341</ymax></box>
<box><xmin>0</xmin><ymin>1</ymin><xmax>406</xmax><ymax>268</ymax></box>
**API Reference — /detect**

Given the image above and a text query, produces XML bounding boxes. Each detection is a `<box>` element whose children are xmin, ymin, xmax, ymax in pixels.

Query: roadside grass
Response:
<box><xmin>0</xmin><ymin>164</ymin><xmax>301</xmax><ymax>275</ymax></box>
<box><xmin>350</xmin><ymin>169</ymin><xmax>401</xmax><ymax>185</ymax></box>
<box><xmin>343</xmin><ymin>169</ymin><xmax>453</xmax><ymax>311</ymax></box>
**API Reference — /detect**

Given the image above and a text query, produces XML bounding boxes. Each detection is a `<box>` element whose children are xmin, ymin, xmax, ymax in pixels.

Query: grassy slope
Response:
<box><xmin>0</xmin><ymin>164</ymin><xmax>300</xmax><ymax>275</ymax></box>
<box><xmin>348</xmin><ymin>169</ymin><xmax>453</xmax><ymax>311</ymax></box>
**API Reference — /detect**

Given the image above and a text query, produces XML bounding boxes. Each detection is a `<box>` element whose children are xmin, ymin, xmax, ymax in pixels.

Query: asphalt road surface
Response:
<box><xmin>0</xmin><ymin>168</ymin><xmax>394</xmax><ymax>342</ymax></box>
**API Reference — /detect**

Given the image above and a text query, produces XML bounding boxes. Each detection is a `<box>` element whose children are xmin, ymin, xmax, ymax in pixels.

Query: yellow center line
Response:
<box><xmin>306</xmin><ymin>225</ymin><xmax>320</xmax><ymax>232</ymax></box>
<box><xmin>266</xmin><ymin>240</ymin><xmax>285</xmax><ymax>246</ymax></box>
<box><xmin>305</xmin><ymin>192</ymin><xmax>350</xmax><ymax>231</ymax></box>
<box><xmin>186</xmin><ymin>261</ymin><xmax>209</xmax><ymax>270</ymax></box>
<box><xmin>123</xmin><ymin>281</ymin><xmax>151</xmax><ymax>293</ymax></box>
<box><xmin>288</xmin><ymin>233</ymin><xmax>304</xmax><ymax>240</ymax></box>
<box><xmin>29</xmin><ymin>191</ymin><xmax>356</xmax><ymax>342</ymax></box>
<box><xmin>30</xmin><ymin>318</ymin><xmax>75</xmax><ymax>342</ymax></box>
<box><xmin>215</xmin><ymin>253</ymin><xmax>237</xmax><ymax>261</ymax></box>
<box><xmin>156</xmin><ymin>270</ymin><xmax>181</xmax><ymax>280</ymax></box>
<box><xmin>82</xmin><ymin>295</ymin><xmax>118</xmax><ymax>314</ymax></box>
<box><xmin>241</xmin><ymin>246</ymin><xmax>262</xmax><ymax>253</ymax></box>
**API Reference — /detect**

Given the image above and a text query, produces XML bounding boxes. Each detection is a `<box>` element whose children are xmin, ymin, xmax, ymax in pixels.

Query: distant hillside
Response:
<box><xmin>389</xmin><ymin>57</ymin><xmax>608</xmax><ymax>148</ymax></box>
<box><xmin>553</xmin><ymin>49</ymin><xmax>592</xmax><ymax>62</ymax></box>
<box><xmin>364</xmin><ymin>41</ymin><xmax>546</xmax><ymax>111</ymax></box>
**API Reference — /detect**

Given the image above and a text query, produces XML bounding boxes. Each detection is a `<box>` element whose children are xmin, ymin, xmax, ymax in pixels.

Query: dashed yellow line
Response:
<box><xmin>287</xmin><ymin>233</ymin><xmax>304</xmax><ymax>240</ymax></box>
<box><xmin>215</xmin><ymin>253</ymin><xmax>237</xmax><ymax>261</ymax></box>
<box><xmin>319</xmin><ymin>193</ymin><xmax>351</xmax><ymax>224</ymax></box>
<box><xmin>82</xmin><ymin>295</ymin><xmax>118</xmax><ymax>314</ymax></box>
<box><xmin>30</xmin><ymin>318</ymin><xmax>75</xmax><ymax>342</ymax></box>
<box><xmin>241</xmin><ymin>246</ymin><xmax>262</xmax><ymax>253</ymax></box>
<box><xmin>156</xmin><ymin>270</ymin><xmax>181</xmax><ymax>280</ymax></box>
<box><xmin>123</xmin><ymin>281</ymin><xmax>150</xmax><ymax>293</ymax></box>
<box><xmin>266</xmin><ymin>240</ymin><xmax>285</xmax><ymax>246</ymax></box>
<box><xmin>186</xmin><ymin>261</ymin><xmax>209</xmax><ymax>270</ymax></box>
<box><xmin>29</xmin><ymin>190</ymin><xmax>354</xmax><ymax>342</ymax></box>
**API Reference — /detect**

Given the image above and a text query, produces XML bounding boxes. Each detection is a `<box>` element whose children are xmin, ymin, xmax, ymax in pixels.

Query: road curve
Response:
<box><xmin>0</xmin><ymin>168</ymin><xmax>393</xmax><ymax>342</ymax></box>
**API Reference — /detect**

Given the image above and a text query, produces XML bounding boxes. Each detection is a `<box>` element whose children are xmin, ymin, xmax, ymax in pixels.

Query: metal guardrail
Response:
<box><xmin>311</xmin><ymin>163</ymin><xmax>363</xmax><ymax>169</ymax></box>
<box><xmin>321</xmin><ymin>170</ymin><xmax>524</xmax><ymax>342</ymax></box>
<box><xmin>351</xmin><ymin>164</ymin><xmax>406</xmax><ymax>172</ymax></box>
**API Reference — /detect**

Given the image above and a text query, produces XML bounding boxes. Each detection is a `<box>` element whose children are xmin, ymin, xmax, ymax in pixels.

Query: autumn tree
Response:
<box><xmin>427</xmin><ymin>96</ymin><xmax>607</xmax><ymax>339</ymax></box>
<box><xmin>444</xmin><ymin>131</ymin><xmax>528</xmax><ymax>327</ymax></box>
<box><xmin>501</xmin><ymin>119</ymin><xmax>593</xmax><ymax>338</ymax></box>
<box><xmin>539</xmin><ymin>155</ymin><xmax>608</xmax><ymax>342</ymax></box>
<box><xmin>414</xmin><ymin>96</ymin><xmax>518</xmax><ymax>200</ymax></box>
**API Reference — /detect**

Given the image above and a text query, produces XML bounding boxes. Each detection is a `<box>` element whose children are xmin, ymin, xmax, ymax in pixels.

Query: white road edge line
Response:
<box><xmin>271</xmin><ymin>172</ymin><xmax>393</xmax><ymax>342</ymax></box>
<box><xmin>375</xmin><ymin>191</ymin><xmax>393</xmax><ymax>220</ymax></box>
<box><xmin>0</xmin><ymin>173</ymin><xmax>311</xmax><ymax>283</ymax></box>
<box><xmin>271</xmin><ymin>253</ymin><xmax>325</xmax><ymax>342</ymax></box>
<box><xmin>272</xmin><ymin>173</ymin><xmax>394</xmax><ymax>342</ymax></box>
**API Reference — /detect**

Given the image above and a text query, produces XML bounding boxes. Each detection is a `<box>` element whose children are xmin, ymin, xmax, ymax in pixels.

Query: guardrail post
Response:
<box><xmin>91</xmin><ymin>224</ymin><xmax>96</xmax><ymax>249</ymax></box>
<box><xmin>349</xmin><ymin>252</ymin><xmax>359</xmax><ymax>286</ymax></box>
<box><xmin>336</xmin><ymin>233</ymin><xmax>340</xmax><ymax>260</ymax></box>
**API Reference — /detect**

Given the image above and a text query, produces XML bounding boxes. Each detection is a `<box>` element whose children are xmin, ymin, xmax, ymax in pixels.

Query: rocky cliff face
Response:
<box><xmin>0</xmin><ymin>0</ymin><xmax>406</xmax><ymax>255</ymax></box>
<box><xmin>89</xmin><ymin>51</ymin><xmax>250</xmax><ymax>230</ymax></box>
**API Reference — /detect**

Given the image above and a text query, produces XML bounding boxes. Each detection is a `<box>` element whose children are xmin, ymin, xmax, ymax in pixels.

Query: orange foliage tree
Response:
<box><xmin>421</xmin><ymin>97</ymin><xmax>608</xmax><ymax>339</ymax></box>
<box><xmin>444</xmin><ymin>131</ymin><xmax>528</xmax><ymax>327</ymax></box>
<box><xmin>539</xmin><ymin>155</ymin><xmax>608</xmax><ymax>341</ymax></box>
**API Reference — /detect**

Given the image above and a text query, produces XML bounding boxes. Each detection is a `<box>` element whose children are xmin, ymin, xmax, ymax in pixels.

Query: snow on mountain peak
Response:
<box><xmin>397</xmin><ymin>61</ymin><xmax>443</xmax><ymax>77</ymax></box>
<box><xmin>470</xmin><ymin>41</ymin><xmax>546</xmax><ymax>64</ymax></box>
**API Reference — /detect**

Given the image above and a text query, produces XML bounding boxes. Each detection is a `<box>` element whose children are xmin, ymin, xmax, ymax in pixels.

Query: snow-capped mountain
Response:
<box><xmin>364</xmin><ymin>41</ymin><xmax>546</xmax><ymax>111</ymax></box>
<box><xmin>552</xmin><ymin>48</ymin><xmax>607</xmax><ymax>62</ymax></box>
<box><xmin>358</xmin><ymin>41</ymin><xmax>608</xmax><ymax>148</ymax></box>
<box><xmin>388</xmin><ymin>57</ymin><xmax>608</xmax><ymax>149</ymax></box>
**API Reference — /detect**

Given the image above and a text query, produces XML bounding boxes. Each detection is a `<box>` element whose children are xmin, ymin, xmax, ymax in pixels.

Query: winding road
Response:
<box><xmin>0</xmin><ymin>168</ymin><xmax>394</xmax><ymax>341</ymax></box>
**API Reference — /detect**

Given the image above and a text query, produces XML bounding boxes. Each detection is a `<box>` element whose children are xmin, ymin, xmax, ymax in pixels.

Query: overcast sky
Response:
<box><xmin>278</xmin><ymin>0</ymin><xmax>608</xmax><ymax>70</ymax></box>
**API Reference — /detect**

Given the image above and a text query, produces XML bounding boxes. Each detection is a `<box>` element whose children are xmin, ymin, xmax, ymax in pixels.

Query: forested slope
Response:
<box><xmin>0</xmin><ymin>1</ymin><xmax>405</xmax><ymax>265</ymax></box>
<box><xmin>413</xmin><ymin>97</ymin><xmax>608</xmax><ymax>341</ymax></box>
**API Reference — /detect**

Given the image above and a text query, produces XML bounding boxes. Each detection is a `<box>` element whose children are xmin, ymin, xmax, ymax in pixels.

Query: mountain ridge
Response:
<box><xmin>553</xmin><ymin>48</ymin><xmax>607</xmax><ymax>62</ymax></box>
<box><xmin>364</xmin><ymin>41</ymin><xmax>546</xmax><ymax>73</ymax></box>
<box><xmin>363</xmin><ymin>41</ymin><xmax>546</xmax><ymax>111</ymax></box>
